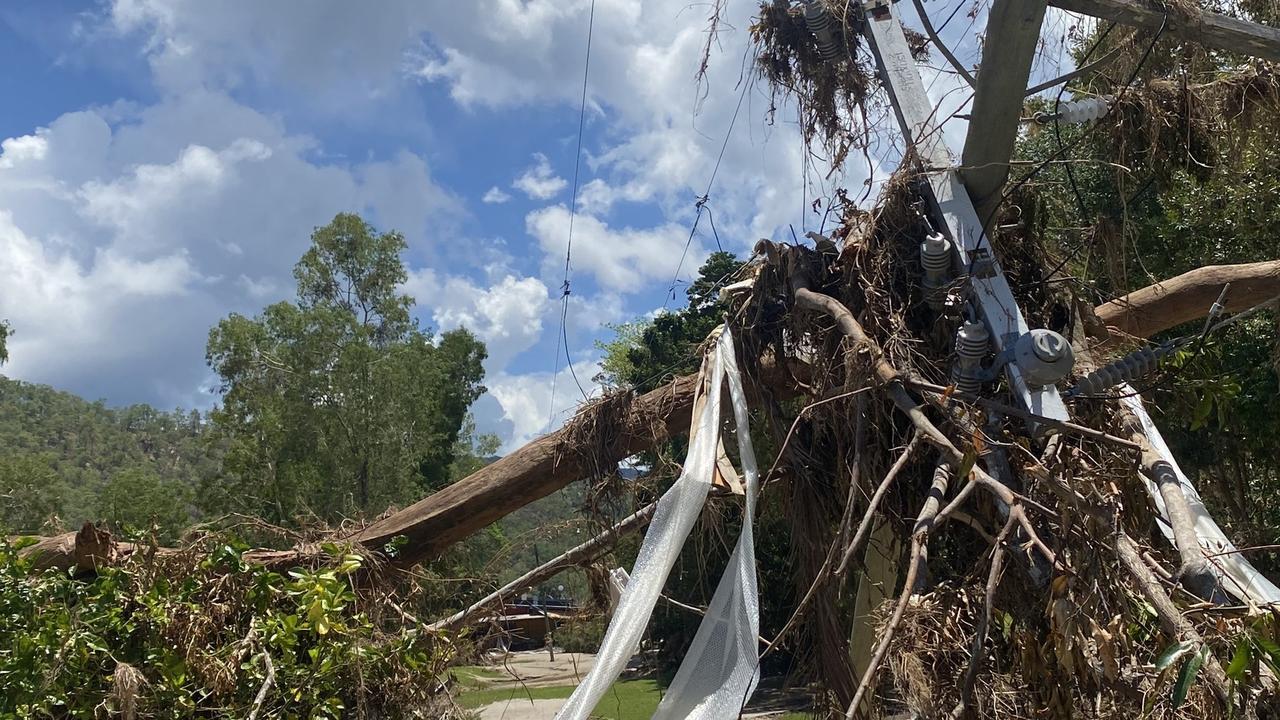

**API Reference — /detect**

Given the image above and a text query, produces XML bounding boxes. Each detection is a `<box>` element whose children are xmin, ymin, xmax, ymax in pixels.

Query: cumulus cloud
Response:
<box><xmin>526</xmin><ymin>205</ymin><xmax>702</xmax><ymax>293</ymax></box>
<box><xmin>104</xmin><ymin>1</ymin><xmax>823</xmax><ymax>248</ymax></box>
<box><xmin>404</xmin><ymin>270</ymin><xmax>552</xmax><ymax>371</ymax></box>
<box><xmin>482</xmin><ymin>186</ymin><xmax>510</xmax><ymax>204</ymax></box>
<box><xmin>485</xmin><ymin>358</ymin><xmax>602</xmax><ymax>451</ymax></box>
<box><xmin>0</xmin><ymin>211</ymin><xmax>205</xmax><ymax>398</ymax></box>
<box><xmin>0</xmin><ymin>92</ymin><xmax>461</xmax><ymax>407</ymax></box>
<box><xmin>511</xmin><ymin>153</ymin><xmax>567</xmax><ymax>201</ymax></box>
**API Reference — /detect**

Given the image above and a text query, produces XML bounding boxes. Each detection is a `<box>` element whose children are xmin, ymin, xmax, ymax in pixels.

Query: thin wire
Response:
<box><xmin>665</xmin><ymin>69</ymin><xmax>752</xmax><ymax>308</ymax></box>
<box><xmin>974</xmin><ymin>16</ymin><xmax>1166</xmax><ymax>270</ymax></box>
<box><xmin>549</xmin><ymin>0</ymin><xmax>596</xmax><ymax>422</ymax></box>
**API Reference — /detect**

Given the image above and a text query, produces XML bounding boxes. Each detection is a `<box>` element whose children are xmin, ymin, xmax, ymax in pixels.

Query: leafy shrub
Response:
<box><xmin>0</xmin><ymin>537</ymin><xmax>457</xmax><ymax>718</ymax></box>
<box><xmin>556</xmin><ymin>615</ymin><xmax>607</xmax><ymax>654</ymax></box>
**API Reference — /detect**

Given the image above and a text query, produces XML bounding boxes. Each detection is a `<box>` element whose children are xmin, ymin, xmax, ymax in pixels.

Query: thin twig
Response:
<box><xmin>907</xmin><ymin>379</ymin><xmax>1140</xmax><ymax>451</ymax></box>
<box><xmin>952</xmin><ymin>515</ymin><xmax>1015</xmax><ymax>719</ymax></box>
<box><xmin>911</xmin><ymin>0</ymin><xmax>976</xmax><ymax>86</ymax></box>
<box><xmin>247</xmin><ymin>649</ymin><xmax>276</xmax><ymax>720</ymax></box>
<box><xmin>844</xmin><ymin>459</ymin><xmax>952</xmax><ymax>719</ymax></box>
<box><xmin>835</xmin><ymin>433</ymin><xmax>923</xmax><ymax>576</ymax></box>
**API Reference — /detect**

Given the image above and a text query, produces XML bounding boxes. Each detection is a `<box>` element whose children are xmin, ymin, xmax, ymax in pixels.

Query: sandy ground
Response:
<box><xmin>475</xmin><ymin>650</ymin><xmax>598</xmax><ymax>689</ymax></box>
<box><xmin>476</xmin><ymin>697</ymin><xmax>567</xmax><ymax>720</ymax></box>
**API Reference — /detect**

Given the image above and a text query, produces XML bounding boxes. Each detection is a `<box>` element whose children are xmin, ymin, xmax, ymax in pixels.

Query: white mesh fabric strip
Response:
<box><xmin>652</xmin><ymin>329</ymin><xmax>761</xmax><ymax>718</ymax></box>
<box><xmin>555</xmin><ymin>328</ymin><xmax>762</xmax><ymax>720</ymax></box>
<box><xmin>1120</xmin><ymin>385</ymin><xmax>1280</xmax><ymax>606</ymax></box>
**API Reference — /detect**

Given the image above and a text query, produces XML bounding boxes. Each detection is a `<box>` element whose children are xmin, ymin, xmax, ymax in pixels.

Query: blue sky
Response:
<box><xmin>0</xmin><ymin>0</ymin><xmax>1079</xmax><ymax>450</ymax></box>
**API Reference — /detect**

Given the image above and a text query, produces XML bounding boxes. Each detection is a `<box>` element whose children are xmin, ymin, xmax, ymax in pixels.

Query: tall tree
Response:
<box><xmin>0</xmin><ymin>320</ymin><xmax>10</xmax><ymax>365</ymax></box>
<box><xmin>205</xmin><ymin>213</ymin><xmax>486</xmax><ymax>524</ymax></box>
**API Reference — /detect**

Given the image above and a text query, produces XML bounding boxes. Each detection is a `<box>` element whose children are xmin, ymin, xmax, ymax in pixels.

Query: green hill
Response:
<box><xmin>0</xmin><ymin>374</ymin><xmax>219</xmax><ymax>540</ymax></box>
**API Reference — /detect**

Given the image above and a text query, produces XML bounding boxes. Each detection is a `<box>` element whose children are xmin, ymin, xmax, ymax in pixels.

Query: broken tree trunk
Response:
<box><xmin>23</xmin><ymin>522</ymin><xmax>307</xmax><ymax>573</ymax></box>
<box><xmin>346</xmin><ymin>375</ymin><xmax>690</xmax><ymax>566</ymax></box>
<box><xmin>351</xmin><ymin>358</ymin><xmax>800</xmax><ymax>566</ymax></box>
<box><xmin>1047</xmin><ymin>0</ymin><xmax>1280</xmax><ymax>64</ymax></box>
<box><xmin>1094</xmin><ymin>259</ymin><xmax>1280</xmax><ymax>341</ymax></box>
<box><xmin>24</xmin><ymin>360</ymin><xmax>801</xmax><ymax>573</ymax></box>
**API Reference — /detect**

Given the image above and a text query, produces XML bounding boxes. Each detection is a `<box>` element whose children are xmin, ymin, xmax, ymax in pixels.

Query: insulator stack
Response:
<box><xmin>952</xmin><ymin>320</ymin><xmax>990</xmax><ymax>395</ymax></box>
<box><xmin>1054</xmin><ymin>95</ymin><xmax>1112</xmax><ymax>125</ymax></box>
<box><xmin>1067</xmin><ymin>341</ymin><xmax>1178</xmax><ymax>397</ymax></box>
<box><xmin>920</xmin><ymin>232</ymin><xmax>952</xmax><ymax>288</ymax></box>
<box><xmin>803</xmin><ymin>2</ymin><xmax>844</xmax><ymax>62</ymax></box>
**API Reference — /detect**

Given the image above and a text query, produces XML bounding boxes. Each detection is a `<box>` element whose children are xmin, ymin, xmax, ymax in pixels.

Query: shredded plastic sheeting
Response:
<box><xmin>555</xmin><ymin>328</ymin><xmax>761</xmax><ymax>720</ymax></box>
<box><xmin>1121</xmin><ymin>385</ymin><xmax>1280</xmax><ymax>606</ymax></box>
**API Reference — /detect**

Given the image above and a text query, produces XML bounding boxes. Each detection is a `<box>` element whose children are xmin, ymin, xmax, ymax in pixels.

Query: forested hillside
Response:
<box><xmin>0</xmin><ymin>376</ymin><xmax>216</xmax><ymax>540</ymax></box>
<box><xmin>0</xmin><ymin>214</ymin><xmax>501</xmax><ymax>545</ymax></box>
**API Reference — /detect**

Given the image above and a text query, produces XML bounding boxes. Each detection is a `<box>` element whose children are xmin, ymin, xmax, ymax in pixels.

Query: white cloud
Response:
<box><xmin>485</xmin><ymin>357</ymin><xmax>603</xmax><ymax>451</ymax></box>
<box><xmin>0</xmin><ymin>133</ymin><xmax>50</xmax><ymax>168</ymax></box>
<box><xmin>512</xmin><ymin>152</ymin><xmax>567</xmax><ymax>200</ymax></box>
<box><xmin>526</xmin><ymin>205</ymin><xmax>702</xmax><ymax>293</ymax></box>
<box><xmin>0</xmin><ymin>93</ymin><xmax>461</xmax><ymax>407</ymax></box>
<box><xmin>405</xmin><ymin>270</ymin><xmax>553</xmax><ymax>371</ymax></box>
<box><xmin>0</xmin><ymin>211</ymin><xmax>203</xmax><ymax>395</ymax></box>
<box><xmin>482</xmin><ymin>186</ymin><xmax>510</xmax><ymax>204</ymax></box>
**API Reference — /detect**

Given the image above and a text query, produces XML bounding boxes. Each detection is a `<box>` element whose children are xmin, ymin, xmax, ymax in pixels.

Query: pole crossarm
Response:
<box><xmin>1048</xmin><ymin>0</ymin><xmax>1280</xmax><ymax>63</ymax></box>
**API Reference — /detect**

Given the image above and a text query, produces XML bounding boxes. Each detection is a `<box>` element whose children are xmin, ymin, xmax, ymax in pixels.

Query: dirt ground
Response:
<box><xmin>478</xmin><ymin>650</ymin><xmax>598</xmax><ymax>690</ymax></box>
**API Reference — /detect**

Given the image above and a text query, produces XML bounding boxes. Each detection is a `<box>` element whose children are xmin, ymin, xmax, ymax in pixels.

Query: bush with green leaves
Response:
<box><xmin>0</xmin><ymin>538</ymin><xmax>457</xmax><ymax>719</ymax></box>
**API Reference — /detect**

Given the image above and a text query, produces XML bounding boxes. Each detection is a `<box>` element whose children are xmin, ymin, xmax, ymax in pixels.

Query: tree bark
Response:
<box><xmin>350</xmin><ymin>358</ymin><xmax>800</xmax><ymax>566</ymax></box>
<box><xmin>22</xmin><ymin>522</ymin><xmax>306</xmax><ymax>573</ymax></box>
<box><xmin>1094</xmin><ymin>260</ymin><xmax>1280</xmax><ymax>341</ymax></box>
<box><xmin>1047</xmin><ymin>0</ymin><xmax>1280</xmax><ymax>64</ymax></box>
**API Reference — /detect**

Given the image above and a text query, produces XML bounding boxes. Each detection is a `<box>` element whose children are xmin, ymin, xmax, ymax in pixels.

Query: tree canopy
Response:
<box><xmin>205</xmin><ymin>213</ymin><xmax>487</xmax><ymax>524</ymax></box>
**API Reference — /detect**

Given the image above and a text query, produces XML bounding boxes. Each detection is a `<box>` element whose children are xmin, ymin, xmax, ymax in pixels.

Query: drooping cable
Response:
<box><xmin>548</xmin><ymin>0</ymin><xmax>596</xmax><ymax>424</ymax></box>
<box><xmin>975</xmin><ymin>16</ymin><xmax>1166</xmax><ymax>277</ymax></box>
<box><xmin>910</xmin><ymin>0</ymin><xmax>976</xmax><ymax>87</ymax></box>
<box><xmin>665</xmin><ymin>68</ymin><xmax>752</xmax><ymax>309</ymax></box>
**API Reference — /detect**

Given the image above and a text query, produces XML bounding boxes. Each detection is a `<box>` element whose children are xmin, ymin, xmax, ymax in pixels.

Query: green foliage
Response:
<box><xmin>0</xmin><ymin>319</ymin><xmax>10</xmax><ymax>365</ymax></box>
<box><xmin>0</xmin><ymin>377</ymin><xmax>216</xmax><ymax>534</ymax></box>
<box><xmin>446</xmin><ymin>415</ymin><xmax>502</xmax><ymax>483</ymax></box>
<box><xmin>0</xmin><ymin>453</ymin><xmax>62</xmax><ymax>533</ymax></box>
<box><xmin>605</xmin><ymin>251</ymin><xmax>743</xmax><ymax>393</ymax></box>
<box><xmin>1014</xmin><ymin>34</ymin><xmax>1280</xmax><ymax>572</ymax></box>
<box><xmin>205</xmin><ymin>213</ymin><xmax>487</xmax><ymax>523</ymax></box>
<box><xmin>0</xmin><ymin>539</ymin><xmax>453</xmax><ymax>718</ymax></box>
<box><xmin>98</xmin><ymin>467</ymin><xmax>192</xmax><ymax>543</ymax></box>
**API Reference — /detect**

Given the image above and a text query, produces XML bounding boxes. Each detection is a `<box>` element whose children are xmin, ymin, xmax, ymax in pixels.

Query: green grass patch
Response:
<box><xmin>451</xmin><ymin>665</ymin><xmax>507</xmax><ymax>689</ymax></box>
<box><xmin>456</xmin><ymin>679</ymin><xmax>658</xmax><ymax>717</ymax></box>
<box><xmin>456</xmin><ymin>677</ymin><xmax>811</xmax><ymax>719</ymax></box>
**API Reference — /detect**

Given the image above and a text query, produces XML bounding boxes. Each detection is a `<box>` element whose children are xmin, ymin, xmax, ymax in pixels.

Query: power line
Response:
<box><xmin>548</xmin><ymin>0</ymin><xmax>596</xmax><ymax>424</ymax></box>
<box><xmin>665</xmin><ymin>69</ymin><xmax>752</xmax><ymax>309</ymax></box>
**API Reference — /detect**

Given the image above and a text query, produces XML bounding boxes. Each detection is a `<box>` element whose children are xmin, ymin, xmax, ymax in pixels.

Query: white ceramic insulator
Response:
<box><xmin>920</xmin><ymin>232</ymin><xmax>952</xmax><ymax>289</ymax></box>
<box><xmin>952</xmin><ymin>320</ymin><xmax>990</xmax><ymax>394</ymax></box>
<box><xmin>1057</xmin><ymin>96</ymin><xmax>1112</xmax><ymax>125</ymax></box>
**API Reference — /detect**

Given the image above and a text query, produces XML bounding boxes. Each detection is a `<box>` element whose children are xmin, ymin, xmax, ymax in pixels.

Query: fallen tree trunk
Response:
<box><xmin>348</xmin><ymin>375</ymin><xmax>697</xmax><ymax>566</ymax></box>
<box><xmin>350</xmin><ymin>358</ymin><xmax>799</xmax><ymax>566</ymax></box>
<box><xmin>23</xmin><ymin>522</ymin><xmax>308</xmax><ymax>573</ymax></box>
<box><xmin>24</xmin><ymin>360</ymin><xmax>800</xmax><ymax>572</ymax></box>
<box><xmin>1094</xmin><ymin>260</ymin><xmax>1280</xmax><ymax>341</ymax></box>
